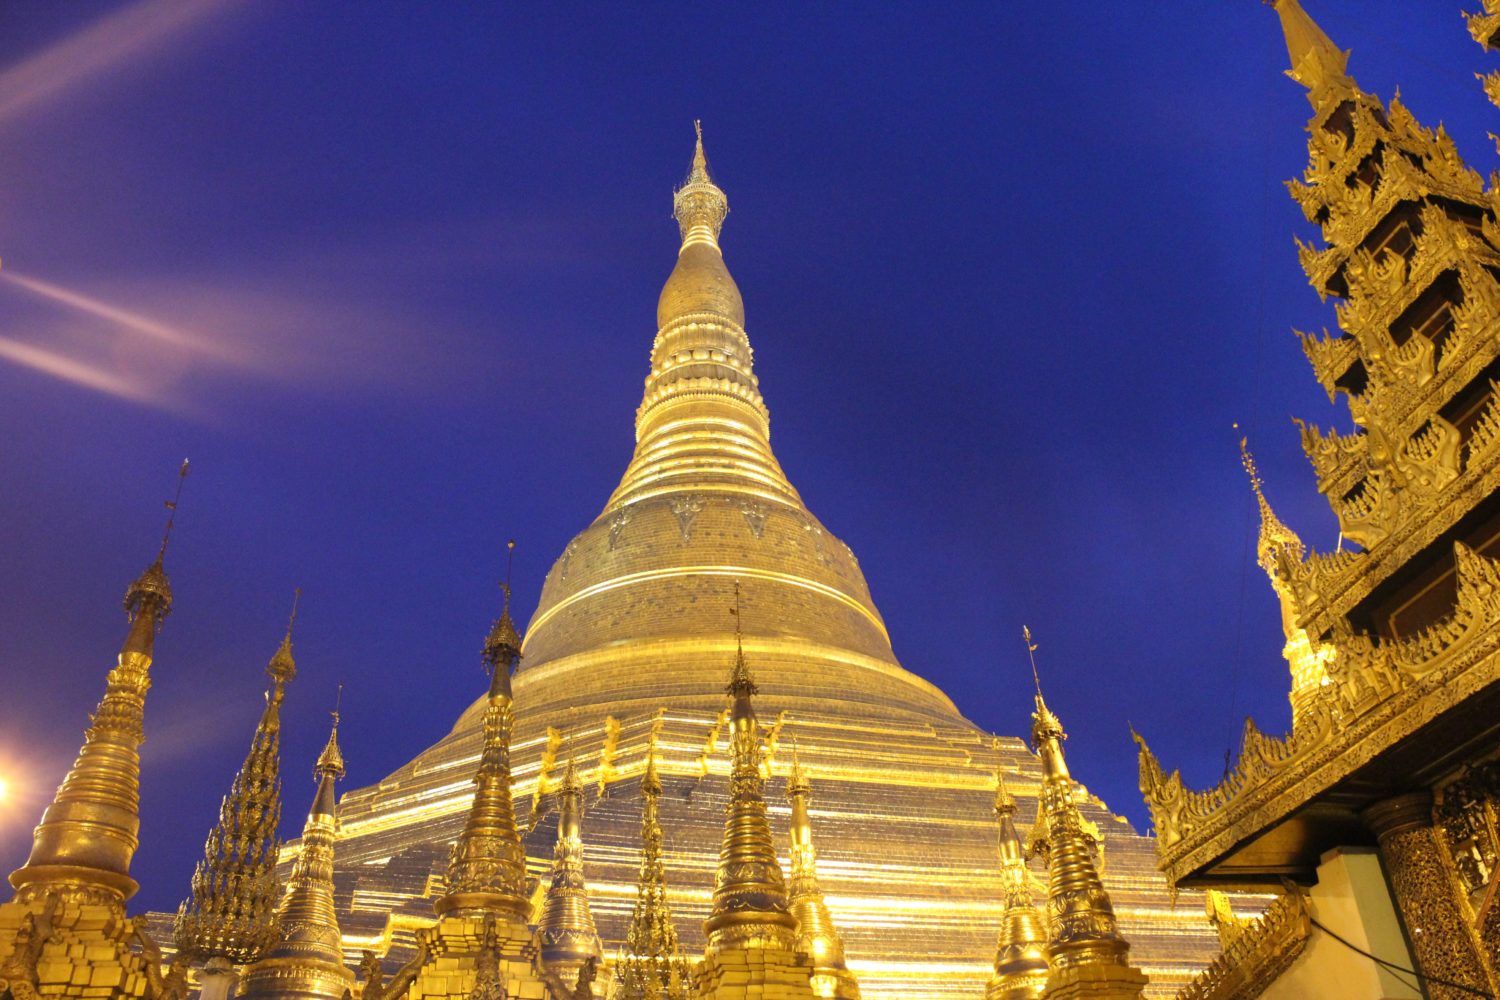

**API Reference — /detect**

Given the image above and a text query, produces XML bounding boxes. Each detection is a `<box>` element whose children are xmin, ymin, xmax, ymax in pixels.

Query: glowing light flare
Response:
<box><xmin>0</xmin><ymin>0</ymin><xmax>243</xmax><ymax>125</ymax></box>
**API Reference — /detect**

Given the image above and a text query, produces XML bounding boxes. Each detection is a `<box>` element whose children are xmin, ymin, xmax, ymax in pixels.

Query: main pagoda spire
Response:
<box><xmin>537</xmin><ymin>757</ymin><xmax>604</xmax><ymax>979</ymax></box>
<box><xmin>783</xmin><ymin>742</ymin><xmax>860</xmax><ymax>1000</ymax></box>
<box><xmin>238</xmin><ymin>704</ymin><xmax>356</xmax><ymax>1000</ymax></box>
<box><xmin>9</xmin><ymin>460</ymin><xmax>186</xmax><ymax>907</ymax></box>
<box><xmin>174</xmin><ymin>593</ymin><xmax>301</xmax><ymax>998</ymax></box>
<box><xmin>605</xmin><ymin>123</ymin><xmax>799</xmax><ymax>511</ymax></box>
<box><xmin>985</xmin><ymin>766</ymin><xmax>1047</xmax><ymax>1000</ymax></box>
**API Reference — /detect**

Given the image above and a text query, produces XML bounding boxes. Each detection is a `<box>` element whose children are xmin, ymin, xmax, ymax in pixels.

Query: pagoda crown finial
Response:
<box><xmin>484</xmin><ymin>540</ymin><xmax>523</xmax><ymax>673</ymax></box>
<box><xmin>315</xmin><ymin>691</ymin><xmax>345</xmax><ymax>784</ymax></box>
<box><xmin>673</xmin><ymin>121</ymin><xmax>729</xmax><ymax>248</ymax></box>
<box><xmin>1239</xmin><ymin>436</ymin><xmax>1305</xmax><ymax>572</ymax></box>
<box><xmin>267</xmin><ymin>588</ymin><xmax>300</xmax><ymax>688</ymax></box>
<box><xmin>1265</xmin><ymin>0</ymin><xmax>1352</xmax><ymax>96</ymax></box>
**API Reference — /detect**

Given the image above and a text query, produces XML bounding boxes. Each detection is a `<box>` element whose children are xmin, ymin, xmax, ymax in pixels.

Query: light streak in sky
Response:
<box><xmin>0</xmin><ymin>0</ymin><xmax>243</xmax><ymax>126</ymax></box>
<box><xmin>0</xmin><ymin>333</ymin><xmax>157</xmax><ymax>404</ymax></box>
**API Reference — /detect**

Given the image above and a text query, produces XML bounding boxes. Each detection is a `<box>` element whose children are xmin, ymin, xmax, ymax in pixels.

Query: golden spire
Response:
<box><xmin>985</xmin><ymin>759</ymin><xmax>1047</xmax><ymax>1000</ymax></box>
<box><xmin>606</xmin><ymin>123</ymin><xmax>798</xmax><ymax>510</ymax></box>
<box><xmin>1022</xmin><ymin>628</ymin><xmax>1147</xmax><ymax>999</ymax></box>
<box><xmin>614</xmin><ymin>730</ymin><xmax>692</xmax><ymax>1000</ymax></box>
<box><xmin>1264</xmin><ymin>0</ymin><xmax>1352</xmax><ymax>101</ymax></box>
<box><xmin>238</xmin><ymin>704</ymin><xmax>355</xmax><ymax>1000</ymax></box>
<box><xmin>538</xmin><ymin>757</ymin><xmax>604</xmax><ymax>976</ymax></box>
<box><xmin>8</xmin><ymin>460</ymin><xmax>187</xmax><ymax>906</ymax></box>
<box><xmin>435</xmin><ymin>550</ymin><xmax>529</xmax><ymax>921</ymax></box>
<box><xmin>703</xmin><ymin>585</ymin><xmax>798</xmax><ymax>952</ymax></box>
<box><xmin>173</xmin><ymin>591</ymin><xmax>302</xmax><ymax>967</ymax></box>
<box><xmin>1239</xmin><ymin>438</ymin><xmax>1333</xmax><ymax>724</ymax></box>
<box><xmin>783</xmin><ymin>739</ymin><xmax>861</xmax><ymax>1000</ymax></box>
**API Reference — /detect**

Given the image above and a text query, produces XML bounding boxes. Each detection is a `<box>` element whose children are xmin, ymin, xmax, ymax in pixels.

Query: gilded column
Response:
<box><xmin>174</xmin><ymin>597</ymin><xmax>301</xmax><ymax>998</ymax></box>
<box><xmin>783</xmin><ymin>744</ymin><xmax>860</xmax><ymax>1000</ymax></box>
<box><xmin>1028</xmin><ymin>691</ymin><xmax>1146</xmax><ymax>1000</ymax></box>
<box><xmin>614</xmin><ymin>733</ymin><xmax>693</xmax><ymax>1000</ymax></box>
<box><xmin>1362</xmin><ymin>792</ymin><xmax>1498</xmax><ymax>1000</ymax></box>
<box><xmin>239</xmin><ymin>713</ymin><xmax>356</xmax><ymax>1000</ymax></box>
<box><xmin>987</xmin><ymin>769</ymin><xmax>1047</xmax><ymax>1000</ymax></box>
<box><xmin>538</xmin><ymin>758</ymin><xmax>604</xmax><ymax>980</ymax></box>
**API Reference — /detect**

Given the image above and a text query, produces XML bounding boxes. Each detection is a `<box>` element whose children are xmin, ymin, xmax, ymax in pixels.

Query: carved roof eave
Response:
<box><xmin>1137</xmin><ymin>542</ymin><xmax>1500</xmax><ymax>887</ymax></box>
<box><xmin>1470</xmin><ymin>4</ymin><xmax>1500</xmax><ymax>50</ymax></box>
<box><xmin>1295</xmin><ymin>163</ymin><xmax>1489</xmax><ymax>298</ymax></box>
<box><xmin>1288</xmin><ymin>382</ymin><xmax>1500</xmax><ymax>637</ymax></box>
<box><xmin>1173</xmin><ymin>890</ymin><xmax>1312</xmax><ymax>1000</ymax></box>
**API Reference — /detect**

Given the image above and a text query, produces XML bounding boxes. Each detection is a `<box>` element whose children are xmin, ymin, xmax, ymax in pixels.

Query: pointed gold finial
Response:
<box><xmin>986</xmin><ymin>744</ymin><xmax>1046</xmax><ymax>1000</ymax></box>
<box><xmin>1023</xmin><ymin>636</ymin><xmax>1146</xmax><ymax>998</ymax></box>
<box><xmin>316</xmin><ymin>688</ymin><xmax>345</xmax><ymax>783</ymax></box>
<box><xmin>175</xmin><ymin>611</ymin><xmax>293</xmax><ymax>967</ymax></box>
<box><xmin>238</xmin><ymin>706</ymin><xmax>355</xmax><ymax>1000</ymax></box>
<box><xmin>267</xmin><ymin>588</ymin><xmax>301</xmax><ymax>687</ymax></box>
<box><xmin>9</xmin><ymin>464</ymin><xmax>191</xmax><ymax>905</ymax></box>
<box><xmin>538</xmin><ymin>752</ymin><xmax>603</xmax><ymax>976</ymax></box>
<box><xmin>1264</xmin><ymin>0</ymin><xmax>1352</xmax><ymax>99</ymax></box>
<box><xmin>783</xmin><ymin>731</ymin><xmax>861</xmax><ymax>999</ymax></box>
<box><xmin>435</xmin><ymin>573</ymin><xmax>529</xmax><ymax>921</ymax></box>
<box><xmin>703</xmin><ymin>591</ymin><xmax>796</xmax><ymax>953</ymax></box>
<box><xmin>673</xmin><ymin>121</ymin><xmax>728</xmax><ymax>248</ymax></box>
<box><xmin>483</xmin><ymin>540</ymin><xmax>523</xmax><ymax>674</ymax></box>
<box><xmin>1238</xmin><ymin>435</ymin><xmax>1304</xmax><ymax>568</ymax></box>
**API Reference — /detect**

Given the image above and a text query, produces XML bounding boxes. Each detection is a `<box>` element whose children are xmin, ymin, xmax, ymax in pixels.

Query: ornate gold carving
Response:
<box><xmin>1138</xmin><ymin>541</ymin><xmax>1500</xmax><ymax>883</ymax></box>
<box><xmin>1363</xmin><ymin>793</ymin><xmax>1499</xmax><ymax>998</ymax></box>
<box><xmin>613</xmin><ymin>734</ymin><xmax>693</xmax><ymax>1000</ymax></box>
<box><xmin>1174</xmin><ymin>888</ymin><xmax>1311</xmax><ymax>1000</ymax></box>
<box><xmin>784</xmin><ymin>741</ymin><xmax>861</xmax><ymax>1000</ymax></box>
<box><xmin>537</xmin><ymin>759</ymin><xmax>604</xmax><ymax>978</ymax></box>
<box><xmin>174</xmin><ymin>599</ymin><xmax>300</xmax><ymax>966</ymax></box>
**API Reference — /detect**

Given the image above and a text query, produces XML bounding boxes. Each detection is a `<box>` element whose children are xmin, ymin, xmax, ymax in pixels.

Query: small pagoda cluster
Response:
<box><xmin>1135</xmin><ymin>1</ymin><xmax>1500</xmax><ymax>997</ymax></box>
<box><xmin>0</xmin><ymin>468</ymin><xmax>1150</xmax><ymax>1000</ymax></box>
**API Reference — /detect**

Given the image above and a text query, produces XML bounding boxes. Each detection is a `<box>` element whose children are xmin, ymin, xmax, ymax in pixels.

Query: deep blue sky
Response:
<box><xmin>0</xmin><ymin>1</ymin><xmax>1491</xmax><ymax>914</ymax></box>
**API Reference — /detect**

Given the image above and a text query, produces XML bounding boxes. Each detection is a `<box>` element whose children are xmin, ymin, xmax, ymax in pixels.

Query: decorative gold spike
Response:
<box><xmin>1238</xmin><ymin>437</ymin><xmax>1333</xmax><ymax>725</ymax></box>
<box><xmin>173</xmin><ymin>593</ymin><xmax>303</xmax><ymax>968</ymax></box>
<box><xmin>9</xmin><ymin>467</ymin><xmax>185</xmax><ymax>906</ymax></box>
<box><xmin>613</xmin><ymin>732</ymin><xmax>693</xmax><ymax>1000</ymax></box>
<box><xmin>703</xmin><ymin>589</ymin><xmax>798</xmax><ymax>953</ymax></box>
<box><xmin>1023</xmin><ymin>634</ymin><xmax>1147</xmax><ymax>999</ymax></box>
<box><xmin>434</xmin><ymin>566</ymin><xmax>529</xmax><ymax>921</ymax></box>
<box><xmin>673</xmin><ymin>120</ymin><xmax>728</xmax><ymax>248</ymax></box>
<box><xmin>985</xmin><ymin>753</ymin><xmax>1047</xmax><ymax>1000</ymax></box>
<box><xmin>783</xmin><ymin>736</ymin><xmax>861</xmax><ymax>1000</ymax></box>
<box><xmin>1264</xmin><ymin>0</ymin><xmax>1352</xmax><ymax>100</ymax></box>
<box><xmin>538</xmin><ymin>757</ymin><xmax>604</xmax><ymax>978</ymax></box>
<box><xmin>238</xmin><ymin>708</ymin><xmax>355</xmax><ymax>1000</ymax></box>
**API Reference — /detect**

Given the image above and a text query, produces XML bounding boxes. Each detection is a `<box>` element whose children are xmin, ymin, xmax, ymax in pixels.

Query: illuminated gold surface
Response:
<box><xmin>240</xmin><ymin>715</ymin><xmax>356</xmax><ymax>1000</ymax></box>
<box><xmin>174</xmin><ymin>606</ymin><xmax>298</xmax><ymax>966</ymax></box>
<box><xmin>1173</xmin><ymin>889</ymin><xmax>1309</xmax><ymax>1000</ymax></box>
<box><xmin>295</xmin><ymin>127</ymin><xmax>1225</xmax><ymax>1000</ymax></box>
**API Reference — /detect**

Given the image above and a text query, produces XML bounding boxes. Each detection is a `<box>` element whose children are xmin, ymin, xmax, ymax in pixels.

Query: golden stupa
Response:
<box><xmin>312</xmin><ymin>124</ymin><xmax>1224</xmax><ymax>999</ymax></box>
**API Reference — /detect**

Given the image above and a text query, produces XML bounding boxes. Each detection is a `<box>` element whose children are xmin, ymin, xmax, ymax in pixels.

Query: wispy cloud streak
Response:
<box><xmin>0</xmin><ymin>0</ymin><xmax>241</xmax><ymax>126</ymax></box>
<box><xmin>0</xmin><ymin>333</ymin><xmax>157</xmax><ymax>404</ymax></box>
